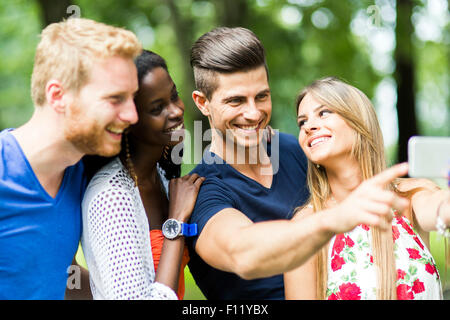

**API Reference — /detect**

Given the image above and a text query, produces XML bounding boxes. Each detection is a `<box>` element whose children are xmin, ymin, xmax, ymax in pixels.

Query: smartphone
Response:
<box><xmin>408</xmin><ymin>136</ymin><xmax>450</xmax><ymax>179</ymax></box>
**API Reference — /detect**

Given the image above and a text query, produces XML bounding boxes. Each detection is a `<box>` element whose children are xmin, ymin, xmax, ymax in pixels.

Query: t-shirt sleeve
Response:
<box><xmin>189</xmin><ymin>177</ymin><xmax>235</xmax><ymax>247</ymax></box>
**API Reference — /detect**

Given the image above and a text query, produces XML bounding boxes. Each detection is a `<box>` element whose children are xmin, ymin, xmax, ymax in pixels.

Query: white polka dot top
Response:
<box><xmin>81</xmin><ymin>157</ymin><xmax>177</xmax><ymax>300</ymax></box>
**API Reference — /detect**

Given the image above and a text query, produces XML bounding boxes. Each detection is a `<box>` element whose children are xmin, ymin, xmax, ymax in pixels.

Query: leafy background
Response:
<box><xmin>1</xmin><ymin>0</ymin><xmax>448</xmax><ymax>299</ymax></box>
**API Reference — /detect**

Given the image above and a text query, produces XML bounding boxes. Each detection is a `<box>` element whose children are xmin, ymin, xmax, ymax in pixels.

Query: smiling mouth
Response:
<box><xmin>106</xmin><ymin>126</ymin><xmax>126</xmax><ymax>135</ymax></box>
<box><xmin>309</xmin><ymin>136</ymin><xmax>331</xmax><ymax>147</ymax></box>
<box><xmin>164</xmin><ymin>122</ymin><xmax>184</xmax><ymax>133</ymax></box>
<box><xmin>234</xmin><ymin>121</ymin><xmax>263</xmax><ymax>132</ymax></box>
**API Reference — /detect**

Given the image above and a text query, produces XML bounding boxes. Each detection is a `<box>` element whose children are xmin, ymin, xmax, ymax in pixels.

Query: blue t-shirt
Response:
<box><xmin>0</xmin><ymin>129</ymin><xmax>86</xmax><ymax>299</ymax></box>
<box><xmin>187</xmin><ymin>132</ymin><xmax>309</xmax><ymax>300</ymax></box>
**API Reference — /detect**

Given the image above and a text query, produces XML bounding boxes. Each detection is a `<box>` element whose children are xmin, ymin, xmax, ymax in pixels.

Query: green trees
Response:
<box><xmin>2</xmin><ymin>0</ymin><xmax>447</xmax><ymax>162</ymax></box>
<box><xmin>1</xmin><ymin>0</ymin><xmax>448</xmax><ymax>300</ymax></box>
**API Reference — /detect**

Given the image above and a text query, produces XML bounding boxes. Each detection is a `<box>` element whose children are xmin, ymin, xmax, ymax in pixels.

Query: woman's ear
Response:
<box><xmin>192</xmin><ymin>90</ymin><xmax>210</xmax><ymax>117</ymax></box>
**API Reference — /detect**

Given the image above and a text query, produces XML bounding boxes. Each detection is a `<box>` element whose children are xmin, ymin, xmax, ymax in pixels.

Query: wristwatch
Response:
<box><xmin>162</xmin><ymin>218</ymin><xmax>198</xmax><ymax>240</ymax></box>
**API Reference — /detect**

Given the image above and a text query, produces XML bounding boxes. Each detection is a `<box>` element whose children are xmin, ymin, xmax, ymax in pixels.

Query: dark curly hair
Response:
<box><xmin>83</xmin><ymin>50</ymin><xmax>182</xmax><ymax>182</ymax></box>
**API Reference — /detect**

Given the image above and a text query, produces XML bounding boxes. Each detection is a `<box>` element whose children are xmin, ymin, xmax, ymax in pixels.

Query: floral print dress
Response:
<box><xmin>326</xmin><ymin>214</ymin><xmax>442</xmax><ymax>300</ymax></box>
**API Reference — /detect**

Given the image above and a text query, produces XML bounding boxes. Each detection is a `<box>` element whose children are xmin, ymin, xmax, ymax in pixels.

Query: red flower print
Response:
<box><xmin>345</xmin><ymin>236</ymin><xmax>355</xmax><ymax>248</ymax></box>
<box><xmin>406</xmin><ymin>248</ymin><xmax>421</xmax><ymax>260</ymax></box>
<box><xmin>413</xmin><ymin>236</ymin><xmax>424</xmax><ymax>250</ymax></box>
<box><xmin>392</xmin><ymin>225</ymin><xmax>400</xmax><ymax>241</ymax></box>
<box><xmin>338</xmin><ymin>283</ymin><xmax>361</xmax><ymax>300</ymax></box>
<box><xmin>397</xmin><ymin>269</ymin><xmax>406</xmax><ymax>280</ymax></box>
<box><xmin>360</xmin><ymin>224</ymin><xmax>370</xmax><ymax>231</ymax></box>
<box><xmin>412</xmin><ymin>279</ymin><xmax>425</xmax><ymax>294</ymax></box>
<box><xmin>332</xmin><ymin>234</ymin><xmax>346</xmax><ymax>255</ymax></box>
<box><xmin>397</xmin><ymin>284</ymin><xmax>414</xmax><ymax>300</ymax></box>
<box><xmin>425</xmin><ymin>263</ymin><xmax>434</xmax><ymax>274</ymax></box>
<box><xmin>328</xmin><ymin>293</ymin><xmax>338</xmax><ymax>300</ymax></box>
<box><xmin>425</xmin><ymin>263</ymin><xmax>437</xmax><ymax>276</ymax></box>
<box><xmin>331</xmin><ymin>255</ymin><xmax>346</xmax><ymax>272</ymax></box>
<box><xmin>397</xmin><ymin>217</ymin><xmax>415</xmax><ymax>235</ymax></box>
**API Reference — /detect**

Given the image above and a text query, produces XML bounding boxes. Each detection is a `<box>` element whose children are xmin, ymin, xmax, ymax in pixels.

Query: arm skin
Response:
<box><xmin>397</xmin><ymin>178</ymin><xmax>449</xmax><ymax>248</ymax></box>
<box><xmin>284</xmin><ymin>177</ymin><xmax>449</xmax><ymax>300</ymax></box>
<box><xmin>154</xmin><ymin>174</ymin><xmax>205</xmax><ymax>292</ymax></box>
<box><xmin>154</xmin><ymin>236</ymin><xmax>186</xmax><ymax>291</ymax></box>
<box><xmin>195</xmin><ymin>163</ymin><xmax>410</xmax><ymax>281</ymax></box>
<box><xmin>283</xmin><ymin>207</ymin><xmax>320</xmax><ymax>300</ymax></box>
<box><xmin>195</xmin><ymin>207</ymin><xmax>336</xmax><ymax>280</ymax></box>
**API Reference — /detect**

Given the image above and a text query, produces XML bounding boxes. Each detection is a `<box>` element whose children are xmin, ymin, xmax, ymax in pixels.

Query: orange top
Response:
<box><xmin>149</xmin><ymin>230</ymin><xmax>190</xmax><ymax>300</ymax></box>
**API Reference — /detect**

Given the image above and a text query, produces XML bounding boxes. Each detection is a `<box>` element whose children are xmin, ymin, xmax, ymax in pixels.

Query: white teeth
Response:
<box><xmin>167</xmin><ymin>123</ymin><xmax>183</xmax><ymax>132</ymax></box>
<box><xmin>107</xmin><ymin>127</ymin><xmax>124</xmax><ymax>134</ymax></box>
<box><xmin>310</xmin><ymin>136</ymin><xmax>329</xmax><ymax>147</ymax></box>
<box><xmin>238</xmin><ymin>124</ymin><xmax>258</xmax><ymax>130</ymax></box>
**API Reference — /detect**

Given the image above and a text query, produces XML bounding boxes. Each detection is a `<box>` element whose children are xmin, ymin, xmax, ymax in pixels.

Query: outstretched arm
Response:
<box><xmin>196</xmin><ymin>163</ymin><xmax>409</xmax><ymax>280</ymax></box>
<box><xmin>397</xmin><ymin>178</ymin><xmax>449</xmax><ymax>235</ymax></box>
<box><xmin>196</xmin><ymin>206</ymin><xmax>335</xmax><ymax>279</ymax></box>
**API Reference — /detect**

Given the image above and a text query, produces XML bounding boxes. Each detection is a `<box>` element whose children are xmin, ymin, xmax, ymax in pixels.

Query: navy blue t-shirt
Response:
<box><xmin>187</xmin><ymin>132</ymin><xmax>309</xmax><ymax>300</ymax></box>
<box><xmin>0</xmin><ymin>129</ymin><xmax>86</xmax><ymax>299</ymax></box>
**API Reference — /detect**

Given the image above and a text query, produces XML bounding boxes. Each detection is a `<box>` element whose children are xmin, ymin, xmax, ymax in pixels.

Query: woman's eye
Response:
<box><xmin>149</xmin><ymin>105</ymin><xmax>163</xmax><ymax>115</ymax></box>
<box><xmin>319</xmin><ymin>109</ymin><xmax>332</xmax><ymax>117</ymax></box>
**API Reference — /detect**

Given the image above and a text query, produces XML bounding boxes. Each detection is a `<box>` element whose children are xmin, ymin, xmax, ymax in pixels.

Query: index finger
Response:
<box><xmin>188</xmin><ymin>173</ymin><xmax>200</xmax><ymax>183</ymax></box>
<box><xmin>369</xmin><ymin>163</ymin><xmax>409</xmax><ymax>187</ymax></box>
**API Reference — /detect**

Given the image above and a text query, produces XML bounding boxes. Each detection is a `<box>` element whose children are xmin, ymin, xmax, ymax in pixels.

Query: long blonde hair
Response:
<box><xmin>296</xmin><ymin>77</ymin><xmax>397</xmax><ymax>299</ymax></box>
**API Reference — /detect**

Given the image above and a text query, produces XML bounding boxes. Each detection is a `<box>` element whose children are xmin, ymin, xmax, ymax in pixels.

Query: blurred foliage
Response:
<box><xmin>1</xmin><ymin>0</ymin><xmax>448</xmax><ymax>150</ymax></box>
<box><xmin>1</xmin><ymin>0</ymin><xmax>449</xmax><ymax>300</ymax></box>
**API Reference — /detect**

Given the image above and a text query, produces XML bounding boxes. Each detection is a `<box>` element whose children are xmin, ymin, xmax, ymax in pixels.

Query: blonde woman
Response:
<box><xmin>284</xmin><ymin>77</ymin><xmax>449</xmax><ymax>300</ymax></box>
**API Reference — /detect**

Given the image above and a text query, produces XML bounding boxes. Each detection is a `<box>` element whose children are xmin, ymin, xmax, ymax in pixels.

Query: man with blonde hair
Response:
<box><xmin>0</xmin><ymin>18</ymin><xmax>142</xmax><ymax>299</ymax></box>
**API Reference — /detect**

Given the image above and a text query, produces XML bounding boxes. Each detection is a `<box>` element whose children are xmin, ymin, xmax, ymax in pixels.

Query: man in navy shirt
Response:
<box><xmin>184</xmin><ymin>27</ymin><xmax>325</xmax><ymax>300</ymax></box>
<box><xmin>0</xmin><ymin>18</ymin><xmax>142</xmax><ymax>299</ymax></box>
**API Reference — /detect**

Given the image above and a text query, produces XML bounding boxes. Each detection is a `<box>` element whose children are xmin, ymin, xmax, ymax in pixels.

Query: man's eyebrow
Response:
<box><xmin>257</xmin><ymin>89</ymin><xmax>271</xmax><ymax>95</ymax></box>
<box><xmin>103</xmin><ymin>90</ymin><xmax>134</xmax><ymax>99</ymax></box>
<box><xmin>221</xmin><ymin>95</ymin><xmax>245</xmax><ymax>103</ymax></box>
<box><xmin>221</xmin><ymin>88</ymin><xmax>271</xmax><ymax>103</ymax></box>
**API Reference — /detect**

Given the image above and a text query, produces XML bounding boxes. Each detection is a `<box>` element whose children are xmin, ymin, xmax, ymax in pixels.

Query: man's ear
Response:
<box><xmin>192</xmin><ymin>90</ymin><xmax>210</xmax><ymax>117</ymax></box>
<box><xmin>45</xmin><ymin>80</ymin><xmax>70</xmax><ymax>114</ymax></box>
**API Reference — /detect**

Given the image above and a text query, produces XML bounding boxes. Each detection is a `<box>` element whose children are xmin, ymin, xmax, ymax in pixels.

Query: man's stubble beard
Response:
<box><xmin>64</xmin><ymin>103</ymin><xmax>122</xmax><ymax>157</ymax></box>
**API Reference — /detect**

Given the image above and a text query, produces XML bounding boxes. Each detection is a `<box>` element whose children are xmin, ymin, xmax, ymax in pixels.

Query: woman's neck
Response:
<box><xmin>325</xmin><ymin>160</ymin><xmax>362</xmax><ymax>203</ymax></box>
<box><xmin>122</xmin><ymin>139</ymin><xmax>165</xmax><ymax>186</ymax></box>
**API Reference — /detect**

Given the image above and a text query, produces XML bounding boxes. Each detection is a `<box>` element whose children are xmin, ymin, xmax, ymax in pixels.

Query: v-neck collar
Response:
<box><xmin>8</xmin><ymin>131</ymin><xmax>70</xmax><ymax>203</ymax></box>
<box><xmin>206</xmin><ymin>149</ymin><xmax>277</xmax><ymax>191</ymax></box>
